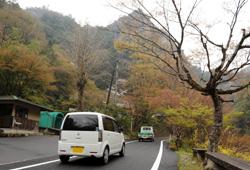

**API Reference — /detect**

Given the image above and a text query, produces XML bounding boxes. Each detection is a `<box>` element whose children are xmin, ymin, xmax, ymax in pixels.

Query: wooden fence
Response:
<box><xmin>0</xmin><ymin>116</ymin><xmax>38</xmax><ymax>130</ymax></box>
<box><xmin>15</xmin><ymin>117</ymin><xmax>38</xmax><ymax>130</ymax></box>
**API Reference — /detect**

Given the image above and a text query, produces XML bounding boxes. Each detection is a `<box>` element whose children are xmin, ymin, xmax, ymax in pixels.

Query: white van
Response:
<box><xmin>58</xmin><ymin>112</ymin><xmax>125</xmax><ymax>164</ymax></box>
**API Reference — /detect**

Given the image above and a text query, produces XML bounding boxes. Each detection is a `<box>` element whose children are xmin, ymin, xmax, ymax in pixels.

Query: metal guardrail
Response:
<box><xmin>205</xmin><ymin>152</ymin><xmax>250</xmax><ymax>170</ymax></box>
<box><xmin>192</xmin><ymin>148</ymin><xmax>207</xmax><ymax>161</ymax></box>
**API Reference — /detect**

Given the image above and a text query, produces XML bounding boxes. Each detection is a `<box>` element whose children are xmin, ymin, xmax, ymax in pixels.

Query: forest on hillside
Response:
<box><xmin>0</xmin><ymin>0</ymin><xmax>250</xmax><ymax>162</ymax></box>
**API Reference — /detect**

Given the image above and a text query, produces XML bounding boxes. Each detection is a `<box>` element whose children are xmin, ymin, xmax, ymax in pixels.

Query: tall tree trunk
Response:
<box><xmin>77</xmin><ymin>86</ymin><xmax>84</xmax><ymax>111</ymax></box>
<box><xmin>77</xmin><ymin>77</ymin><xmax>87</xmax><ymax>111</ymax></box>
<box><xmin>208</xmin><ymin>93</ymin><xmax>223</xmax><ymax>152</ymax></box>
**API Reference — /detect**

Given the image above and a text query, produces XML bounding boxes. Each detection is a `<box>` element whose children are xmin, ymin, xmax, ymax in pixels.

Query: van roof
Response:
<box><xmin>141</xmin><ymin>126</ymin><xmax>153</xmax><ymax>128</ymax></box>
<box><xmin>66</xmin><ymin>112</ymin><xmax>114</xmax><ymax>120</ymax></box>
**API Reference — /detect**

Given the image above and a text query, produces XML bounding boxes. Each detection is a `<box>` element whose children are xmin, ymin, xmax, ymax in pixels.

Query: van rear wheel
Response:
<box><xmin>101</xmin><ymin>147</ymin><xmax>109</xmax><ymax>165</ymax></box>
<box><xmin>59</xmin><ymin>155</ymin><xmax>69</xmax><ymax>164</ymax></box>
<box><xmin>119</xmin><ymin>144</ymin><xmax>125</xmax><ymax>157</ymax></box>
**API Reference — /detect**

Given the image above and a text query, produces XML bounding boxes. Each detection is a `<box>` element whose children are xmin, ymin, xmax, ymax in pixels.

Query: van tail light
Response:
<box><xmin>98</xmin><ymin>130</ymin><xmax>103</xmax><ymax>142</ymax></box>
<box><xmin>59</xmin><ymin>130</ymin><xmax>61</xmax><ymax>140</ymax></box>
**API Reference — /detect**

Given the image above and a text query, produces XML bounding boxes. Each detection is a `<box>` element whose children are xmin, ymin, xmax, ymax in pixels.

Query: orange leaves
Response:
<box><xmin>147</xmin><ymin>88</ymin><xmax>181</xmax><ymax>109</ymax></box>
<box><xmin>220</xmin><ymin>131</ymin><xmax>250</xmax><ymax>161</ymax></box>
<box><xmin>1</xmin><ymin>45</ymin><xmax>53</xmax><ymax>83</ymax></box>
<box><xmin>0</xmin><ymin>44</ymin><xmax>55</xmax><ymax>95</ymax></box>
<box><xmin>125</xmin><ymin>52</ymin><xmax>213</xmax><ymax>114</ymax></box>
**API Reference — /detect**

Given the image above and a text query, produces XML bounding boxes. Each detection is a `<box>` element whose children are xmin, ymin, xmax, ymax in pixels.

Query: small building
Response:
<box><xmin>0</xmin><ymin>96</ymin><xmax>52</xmax><ymax>130</ymax></box>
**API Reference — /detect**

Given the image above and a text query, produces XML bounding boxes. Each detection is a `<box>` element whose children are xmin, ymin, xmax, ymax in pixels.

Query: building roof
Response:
<box><xmin>0</xmin><ymin>96</ymin><xmax>53</xmax><ymax>111</ymax></box>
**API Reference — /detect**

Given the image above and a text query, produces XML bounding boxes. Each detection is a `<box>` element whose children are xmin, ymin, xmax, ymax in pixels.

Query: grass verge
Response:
<box><xmin>177</xmin><ymin>149</ymin><xmax>203</xmax><ymax>170</ymax></box>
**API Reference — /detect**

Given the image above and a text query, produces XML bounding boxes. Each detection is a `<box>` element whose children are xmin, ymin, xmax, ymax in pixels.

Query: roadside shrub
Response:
<box><xmin>168</xmin><ymin>138</ymin><xmax>178</xmax><ymax>151</ymax></box>
<box><xmin>177</xmin><ymin>149</ymin><xmax>203</xmax><ymax>170</ymax></box>
<box><xmin>194</xmin><ymin>141</ymin><xmax>208</xmax><ymax>149</ymax></box>
<box><xmin>219</xmin><ymin>130</ymin><xmax>250</xmax><ymax>161</ymax></box>
<box><xmin>126</xmin><ymin>131</ymin><xmax>138</xmax><ymax>140</ymax></box>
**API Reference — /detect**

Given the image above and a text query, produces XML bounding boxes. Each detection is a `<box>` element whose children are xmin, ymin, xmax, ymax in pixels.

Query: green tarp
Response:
<box><xmin>39</xmin><ymin>111</ymin><xmax>64</xmax><ymax>129</ymax></box>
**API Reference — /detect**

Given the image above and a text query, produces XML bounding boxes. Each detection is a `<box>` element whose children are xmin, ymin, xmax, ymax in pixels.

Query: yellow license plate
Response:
<box><xmin>71</xmin><ymin>146</ymin><xmax>84</xmax><ymax>154</ymax></box>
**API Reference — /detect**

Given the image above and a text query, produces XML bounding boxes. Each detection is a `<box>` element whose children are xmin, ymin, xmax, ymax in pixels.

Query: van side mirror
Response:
<box><xmin>119</xmin><ymin>127</ymin><xmax>123</xmax><ymax>133</ymax></box>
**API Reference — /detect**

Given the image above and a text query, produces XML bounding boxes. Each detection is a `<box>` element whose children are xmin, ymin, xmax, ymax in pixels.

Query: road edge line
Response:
<box><xmin>151</xmin><ymin>140</ymin><xmax>165</xmax><ymax>170</ymax></box>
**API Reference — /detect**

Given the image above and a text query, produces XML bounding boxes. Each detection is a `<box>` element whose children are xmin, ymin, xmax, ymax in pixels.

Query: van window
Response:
<box><xmin>103</xmin><ymin>117</ymin><xmax>114</xmax><ymax>132</ymax></box>
<box><xmin>143</xmin><ymin>127</ymin><xmax>152</xmax><ymax>131</ymax></box>
<box><xmin>62</xmin><ymin>115</ymin><xmax>98</xmax><ymax>131</ymax></box>
<box><xmin>113</xmin><ymin>120</ymin><xmax>120</xmax><ymax>133</ymax></box>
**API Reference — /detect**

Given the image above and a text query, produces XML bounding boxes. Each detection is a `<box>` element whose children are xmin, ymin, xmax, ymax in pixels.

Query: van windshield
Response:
<box><xmin>62</xmin><ymin>114</ymin><xmax>98</xmax><ymax>131</ymax></box>
<box><xmin>142</xmin><ymin>127</ymin><xmax>153</xmax><ymax>132</ymax></box>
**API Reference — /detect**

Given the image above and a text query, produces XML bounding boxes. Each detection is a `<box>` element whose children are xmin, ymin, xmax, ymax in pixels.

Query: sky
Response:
<box><xmin>17</xmin><ymin>0</ymin><xmax>250</xmax><ymax>29</ymax></box>
<box><xmin>17</xmin><ymin>0</ymin><xmax>124</xmax><ymax>26</ymax></box>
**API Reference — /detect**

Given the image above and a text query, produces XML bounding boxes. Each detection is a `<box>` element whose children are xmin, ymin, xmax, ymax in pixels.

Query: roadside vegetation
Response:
<box><xmin>167</xmin><ymin>107</ymin><xmax>250</xmax><ymax>162</ymax></box>
<box><xmin>177</xmin><ymin>149</ymin><xmax>203</xmax><ymax>170</ymax></box>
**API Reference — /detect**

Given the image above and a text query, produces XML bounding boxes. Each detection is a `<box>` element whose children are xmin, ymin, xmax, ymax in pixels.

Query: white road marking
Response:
<box><xmin>10</xmin><ymin>159</ymin><xmax>60</xmax><ymax>170</ymax></box>
<box><xmin>125</xmin><ymin>140</ymin><xmax>137</xmax><ymax>144</ymax></box>
<box><xmin>0</xmin><ymin>154</ymin><xmax>56</xmax><ymax>166</ymax></box>
<box><xmin>10</xmin><ymin>141</ymin><xmax>138</xmax><ymax>170</ymax></box>
<box><xmin>151</xmin><ymin>140</ymin><xmax>165</xmax><ymax>170</ymax></box>
<box><xmin>10</xmin><ymin>156</ymin><xmax>78</xmax><ymax>170</ymax></box>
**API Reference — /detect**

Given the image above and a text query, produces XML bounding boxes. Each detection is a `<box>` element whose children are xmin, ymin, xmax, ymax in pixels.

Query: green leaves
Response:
<box><xmin>164</xmin><ymin>105</ymin><xmax>212</xmax><ymax>128</ymax></box>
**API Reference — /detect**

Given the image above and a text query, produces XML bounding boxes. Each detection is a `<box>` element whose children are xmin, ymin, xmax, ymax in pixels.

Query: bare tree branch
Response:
<box><xmin>109</xmin><ymin>2</ymin><xmax>179</xmax><ymax>46</ymax></box>
<box><xmin>199</xmin><ymin>31</ymin><xmax>213</xmax><ymax>76</ymax></box>
<box><xmin>135</xmin><ymin>0</ymin><xmax>180</xmax><ymax>45</ymax></box>
<box><xmin>217</xmin><ymin>81</ymin><xmax>250</xmax><ymax>95</ymax></box>
<box><xmin>218</xmin><ymin>52</ymin><xmax>250</xmax><ymax>84</ymax></box>
<box><xmin>215</xmin><ymin>0</ymin><xmax>248</xmax><ymax>77</ymax></box>
<box><xmin>191</xmin><ymin>23</ymin><xmax>224</xmax><ymax>48</ymax></box>
<box><xmin>221</xmin><ymin>32</ymin><xmax>250</xmax><ymax>74</ymax></box>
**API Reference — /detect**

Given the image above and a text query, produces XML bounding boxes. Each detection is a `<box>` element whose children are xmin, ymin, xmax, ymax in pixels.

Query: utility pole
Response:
<box><xmin>106</xmin><ymin>23</ymin><xmax>120</xmax><ymax>107</ymax></box>
<box><xmin>106</xmin><ymin>60</ymin><xmax>117</xmax><ymax>106</ymax></box>
<box><xmin>114</xmin><ymin>63</ymin><xmax>119</xmax><ymax>104</ymax></box>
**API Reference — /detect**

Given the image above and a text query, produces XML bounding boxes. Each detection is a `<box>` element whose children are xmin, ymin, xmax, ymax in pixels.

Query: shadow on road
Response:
<box><xmin>58</xmin><ymin>155</ymin><xmax>121</xmax><ymax>167</ymax></box>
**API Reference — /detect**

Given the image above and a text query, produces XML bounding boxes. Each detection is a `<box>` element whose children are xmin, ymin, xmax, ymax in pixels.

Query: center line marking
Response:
<box><xmin>10</xmin><ymin>140</ymin><xmax>137</xmax><ymax>170</ymax></box>
<box><xmin>151</xmin><ymin>140</ymin><xmax>165</xmax><ymax>170</ymax></box>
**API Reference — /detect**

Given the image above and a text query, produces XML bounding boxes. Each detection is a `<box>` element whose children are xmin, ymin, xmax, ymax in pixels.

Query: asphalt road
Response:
<box><xmin>0</xmin><ymin>136</ymin><xmax>177</xmax><ymax>170</ymax></box>
<box><xmin>0</xmin><ymin>136</ymin><xmax>58</xmax><ymax>164</ymax></box>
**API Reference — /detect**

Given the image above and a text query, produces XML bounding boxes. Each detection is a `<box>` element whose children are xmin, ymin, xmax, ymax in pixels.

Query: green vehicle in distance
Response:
<box><xmin>138</xmin><ymin>126</ymin><xmax>154</xmax><ymax>142</ymax></box>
